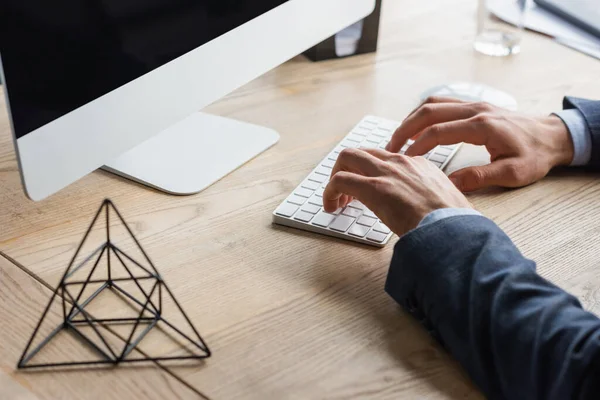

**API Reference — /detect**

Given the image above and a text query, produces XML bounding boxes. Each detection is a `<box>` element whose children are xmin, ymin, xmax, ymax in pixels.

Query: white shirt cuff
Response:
<box><xmin>553</xmin><ymin>109</ymin><xmax>592</xmax><ymax>167</ymax></box>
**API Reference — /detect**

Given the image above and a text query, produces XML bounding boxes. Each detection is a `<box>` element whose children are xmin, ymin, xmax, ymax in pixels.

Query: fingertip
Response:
<box><xmin>405</xmin><ymin>147</ymin><xmax>421</xmax><ymax>157</ymax></box>
<box><xmin>322</xmin><ymin>201</ymin><xmax>336</xmax><ymax>213</ymax></box>
<box><xmin>385</xmin><ymin>141</ymin><xmax>399</xmax><ymax>153</ymax></box>
<box><xmin>340</xmin><ymin>195</ymin><xmax>350</xmax><ymax>209</ymax></box>
<box><xmin>449</xmin><ymin>174</ymin><xmax>463</xmax><ymax>191</ymax></box>
<box><xmin>450</xmin><ymin>172</ymin><xmax>477</xmax><ymax>193</ymax></box>
<box><xmin>406</xmin><ymin>141</ymin><xmax>434</xmax><ymax>157</ymax></box>
<box><xmin>387</xmin><ymin>126</ymin><xmax>407</xmax><ymax>153</ymax></box>
<box><xmin>321</xmin><ymin>189</ymin><xmax>337</xmax><ymax>213</ymax></box>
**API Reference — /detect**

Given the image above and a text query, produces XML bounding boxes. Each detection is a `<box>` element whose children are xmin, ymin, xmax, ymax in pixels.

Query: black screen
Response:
<box><xmin>0</xmin><ymin>0</ymin><xmax>289</xmax><ymax>139</ymax></box>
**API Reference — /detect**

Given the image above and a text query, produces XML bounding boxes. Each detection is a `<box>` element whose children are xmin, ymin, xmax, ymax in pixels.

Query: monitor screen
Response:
<box><xmin>0</xmin><ymin>0</ymin><xmax>289</xmax><ymax>139</ymax></box>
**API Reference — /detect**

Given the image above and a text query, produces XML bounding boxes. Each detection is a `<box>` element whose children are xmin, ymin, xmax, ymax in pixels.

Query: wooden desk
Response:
<box><xmin>1</xmin><ymin>0</ymin><xmax>600</xmax><ymax>398</ymax></box>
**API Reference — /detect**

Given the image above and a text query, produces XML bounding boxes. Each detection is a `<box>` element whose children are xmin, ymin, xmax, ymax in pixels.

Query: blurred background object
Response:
<box><xmin>303</xmin><ymin>0</ymin><xmax>381</xmax><ymax>61</ymax></box>
<box><xmin>335</xmin><ymin>21</ymin><xmax>365</xmax><ymax>57</ymax></box>
<box><xmin>491</xmin><ymin>0</ymin><xmax>600</xmax><ymax>60</ymax></box>
<box><xmin>420</xmin><ymin>82</ymin><xmax>518</xmax><ymax>111</ymax></box>
<box><xmin>475</xmin><ymin>0</ymin><xmax>528</xmax><ymax>56</ymax></box>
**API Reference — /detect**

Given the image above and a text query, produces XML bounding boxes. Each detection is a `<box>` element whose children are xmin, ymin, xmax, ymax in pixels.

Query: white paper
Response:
<box><xmin>555</xmin><ymin>37</ymin><xmax>600</xmax><ymax>60</ymax></box>
<box><xmin>490</xmin><ymin>2</ymin><xmax>600</xmax><ymax>60</ymax></box>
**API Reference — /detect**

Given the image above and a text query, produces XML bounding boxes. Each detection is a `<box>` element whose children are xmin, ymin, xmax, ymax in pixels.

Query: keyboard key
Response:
<box><xmin>431</xmin><ymin>160</ymin><xmax>444</xmax><ymax>168</ymax></box>
<box><xmin>308</xmin><ymin>174</ymin><xmax>327</xmax><ymax>184</ymax></box>
<box><xmin>371</xmin><ymin>130</ymin><xmax>387</xmax><ymax>138</ymax></box>
<box><xmin>376</xmin><ymin>125</ymin><xmax>393</xmax><ymax>132</ymax></box>
<box><xmin>275</xmin><ymin>202</ymin><xmax>299</xmax><ymax>217</ymax></box>
<box><xmin>312</xmin><ymin>212</ymin><xmax>336</xmax><ymax>228</ymax></box>
<box><xmin>294</xmin><ymin>187</ymin><xmax>314</xmax><ymax>198</ymax></box>
<box><xmin>348</xmin><ymin>200</ymin><xmax>365</xmax><ymax>210</ymax></box>
<box><xmin>407</xmin><ymin>139</ymin><xmax>415</xmax><ymax>145</ymax></box>
<box><xmin>351</xmin><ymin>130</ymin><xmax>368</xmax><ymax>137</ymax></box>
<box><xmin>360</xmin><ymin>142</ymin><xmax>378</xmax><ymax>149</ymax></box>
<box><xmin>363</xmin><ymin>209</ymin><xmax>377</xmax><ymax>218</ymax></box>
<box><xmin>308</xmin><ymin>196</ymin><xmax>323</xmax><ymax>206</ymax></box>
<box><xmin>348</xmin><ymin>134</ymin><xmax>364</xmax><ymax>142</ymax></box>
<box><xmin>340</xmin><ymin>140</ymin><xmax>358</xmax><ymax>148</ymax></box>
<box><xmin>436</xmin><ymin>147</ymin><xmax>454</xmax><ymax>156</ymax></box>
<box><xmin>322</xmin><ymin>159</ymin><xmax>336</xmax><ymax>168</ymax></box>
<box><xmin>429</xmin><ymin>153</ymin><xmax>447</xmax><ymax>163</ymax></box>
<box><xmin>379</xmin><ymin>121</ymin><xmax>398</xmax><ymax>130</ymax></box>
<box><xmin>400</xmin><ymin>145</ymin><xmax>409</xmax><ymax>154</ymax></box>
<box><xmin>301</xmin><ymin>204</ymin><xmax>321</xmax><ymax>214</ymax></box>
<box><xmin>373</xmin><ymin>222</ymin><xmax>391</xmax><ymax>234</ymax></box>
<box><xmin>357</xmin><ymin>216</ymin><xmax>377</xmax><ymax>227</ymax></box>
<box><xmin>366</xmin><ymin>136</ymin><xmax>381</xmax><ymax>144</ymax></box>
<box><xmin>294</xmin><ymin>211</ymin><xmax>314</xmax><ymax>223</ymax></box>
<box><xmin>330</xmin><ymin>215</ymin><xmax>356</xmax><ymax>232</ymax></box>
<box><xmin>329</xmin><ymin>208</ymin><xmax>342</xmax><ymax>215</ymax></box>
<box><xmin>363</xmin><ymin>118</ymin><xmax>378</xmax><ymax>126</ymax></box>
<box><xmin>342</xmin><ymin>207</ymin><xmax>362</xmax><ymax>218</ymax></box>
<box><xmin>315</xmin><ymin>187</ymin><xmax>325</xmax><ymax>197</ymax></box>
<box><xmin>288</xmin><ymin>195</ymin><xmax>307</xmax><ymax>206</ymax></box>
<box><xmin>315</xmin><ymin>166</ymin><xmax>331</xmax><ymax>176</ymax></box>
<box><xmin>333</xmin><ymin>146</ymin><xmax>345</xmax><ymax>154</ymax></box>
<box><xmin>301</xmin><ymin>180</ymin><xmax>320</xmax><ymax>191</ymax></box>
<box><xmin>348</xmin><ymin>223</ymin><xmax>370</xmax><ymax>238</ymax></box>
<box><xmin>354</xmin><ymin>126</ymin><xmax>373</xmax><ymax>135</ymax></box>
<box><xmin>366</xmin><ymin>230</ymin><xmax>388</xmax><ymax>243</ymax></box>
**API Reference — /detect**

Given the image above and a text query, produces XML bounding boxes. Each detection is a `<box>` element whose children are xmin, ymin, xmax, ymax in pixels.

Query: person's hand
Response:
<box><xmin>386</xmin><ymin>97</ymin><xmax>575</xmax><ymax>192</ymax></box>
<box><xmin>323</xmin><ymin>148</ymin><xmax>473</xmax><ymax>237</ymax></box>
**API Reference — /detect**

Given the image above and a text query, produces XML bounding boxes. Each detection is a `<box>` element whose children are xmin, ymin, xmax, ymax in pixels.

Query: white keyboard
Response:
<box><xmin>272</xmin><ymin>116</ymin><xmax>461</xmax><ymax>247</ymax></box>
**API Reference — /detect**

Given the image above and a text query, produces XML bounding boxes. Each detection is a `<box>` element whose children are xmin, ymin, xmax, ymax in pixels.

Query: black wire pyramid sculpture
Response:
<box><xmin>18</xmin><ymin>199</ymin><xmax>211</xmax><ymax>369</ymax></box>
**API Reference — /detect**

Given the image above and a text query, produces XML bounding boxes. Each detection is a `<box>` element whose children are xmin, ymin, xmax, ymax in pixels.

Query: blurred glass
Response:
<box><xmin>475</xmin><ymin>0</ymin><xmax>528</xmax><ymax>56</ymax></box>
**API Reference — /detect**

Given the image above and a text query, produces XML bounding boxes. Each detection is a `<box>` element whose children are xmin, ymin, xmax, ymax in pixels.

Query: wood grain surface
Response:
<box><xmin>1</xmin><ymin>0</ymin><xmax>600</xmax><ymax>398</ymax></box>
<box><xmin>0</xmin><ymin>254</ymin><xmax>205</xmax><ymax>399</ymax></box>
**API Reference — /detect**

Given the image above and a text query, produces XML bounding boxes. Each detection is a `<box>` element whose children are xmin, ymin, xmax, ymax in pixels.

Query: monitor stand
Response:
<box><xmin>102</xmin><ymin>112</ymin><xmax>279</xmax><ymax>195</ymax></box>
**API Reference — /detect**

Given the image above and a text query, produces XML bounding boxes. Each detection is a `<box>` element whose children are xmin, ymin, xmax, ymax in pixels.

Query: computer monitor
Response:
<box><xmin>0</xmin><ymin>0</ymin><xmax>376</xmax><ymax>201</ymax></box>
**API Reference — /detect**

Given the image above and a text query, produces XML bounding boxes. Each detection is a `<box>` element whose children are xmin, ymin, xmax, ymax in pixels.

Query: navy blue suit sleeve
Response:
<box><xmin>564</xmin><ymin>97</ymin><xmax>600</xmax><ymax>168</ymax></box>
<box><xmin>385</xmin><ymin>215</ymin><xmax>600</xmax><ymax>399</ymax></box>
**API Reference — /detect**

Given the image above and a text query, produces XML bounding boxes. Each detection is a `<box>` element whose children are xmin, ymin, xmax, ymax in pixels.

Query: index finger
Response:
<box><xmin>406</xmin><ymin>96</ymin><xmax>467</xmax><ymax>119</ymax></box>
<box><xmin>406</xmin><ymin>118</ymin><xmax>487</xmax><ymax>156</ymax></box>
<box><xmin>387</xmin><ymin>103</ymin><xmax>479</xmax><ymax>153</ymax></box>
<box><xmin>330</xmin><ymin>148</ymin><xmax>387</xmax><ymax>179</ymax></box>
<box><xmin>323</xmin><ymin>171</ymin><xmax>374</xmax><ymax>213</ymax></box>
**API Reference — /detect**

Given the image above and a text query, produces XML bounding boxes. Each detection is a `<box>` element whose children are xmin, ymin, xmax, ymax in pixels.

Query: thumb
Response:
<box><xmin>449</xmin><ymin>160</ymin><xmax>518</xmax><ymax>192</ymax></box>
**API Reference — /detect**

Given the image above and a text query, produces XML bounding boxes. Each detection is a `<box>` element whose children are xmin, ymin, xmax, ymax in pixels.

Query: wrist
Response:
<box><xmin>542</xmin><ymin>115</ymin><xmax>574</xmax><ymax>167</ymax></box>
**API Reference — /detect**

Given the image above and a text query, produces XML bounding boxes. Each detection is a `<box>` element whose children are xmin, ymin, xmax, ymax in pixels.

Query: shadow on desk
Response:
<box><xmin>270</xmin><ymin>224</ymin><xmax>482</xmax><ymax>398</ymax></box>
